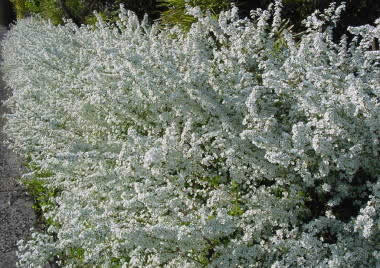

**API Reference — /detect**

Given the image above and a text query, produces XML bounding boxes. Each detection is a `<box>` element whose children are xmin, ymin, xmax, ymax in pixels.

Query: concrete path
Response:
<box><xmin>0</xmin><ymin>24</ymin><xmax>37</xmax><ymax>268</ymax></box>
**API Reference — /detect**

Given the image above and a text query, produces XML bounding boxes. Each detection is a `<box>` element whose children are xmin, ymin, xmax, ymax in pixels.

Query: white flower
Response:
<box><xmin>1</xmin><ymin>2</ymin><xmax>379</xmax><ymax>267</ymax></box>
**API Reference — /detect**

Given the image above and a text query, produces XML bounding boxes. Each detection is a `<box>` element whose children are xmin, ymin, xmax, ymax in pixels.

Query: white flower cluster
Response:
<box><xmin>1</xmin><ymin>1</ymin><xmax>379</xmax><ymax>267</ymax></box>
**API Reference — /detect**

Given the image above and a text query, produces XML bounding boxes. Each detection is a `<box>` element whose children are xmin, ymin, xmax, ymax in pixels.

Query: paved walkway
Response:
<box><xmin>0</xmin><ymin>24</ymin><xmax>37</xmax><ymax>268</ymax></box>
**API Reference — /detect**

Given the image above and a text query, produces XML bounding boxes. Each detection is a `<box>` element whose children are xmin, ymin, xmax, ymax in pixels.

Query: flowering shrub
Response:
<box><xmin>1</xmin><ymin>1</ymin><xmax>379</xmax><ymax>267</ymax></box>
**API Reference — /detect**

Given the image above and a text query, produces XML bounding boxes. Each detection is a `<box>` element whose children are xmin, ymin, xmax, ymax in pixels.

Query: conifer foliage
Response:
<box><xmin>9</xmin><ymin>0</ymin><xmax>161</xmax><ymax>25</ymax></box>
<box><xmin>1</xmin><ymin>1</ymin><xmax>379</xmax><ymax>267</ymax></box>
<box><xmin>158</xmin><ymin>0</ymin><xmax>230</xmax><ymax>30</ymax></box>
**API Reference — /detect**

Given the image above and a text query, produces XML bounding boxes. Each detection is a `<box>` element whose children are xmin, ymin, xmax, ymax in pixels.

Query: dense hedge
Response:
<box><xmin>1</xmin><ymin>1</ymin><xmax>379</xmax><ymax>267</ymax></box>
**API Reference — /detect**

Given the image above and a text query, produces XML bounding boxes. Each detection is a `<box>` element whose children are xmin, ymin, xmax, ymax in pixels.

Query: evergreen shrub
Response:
<box><xmin>158</xmin><ymin>0</ymin><xmax>230</xmax><ymax>30</ymax></box>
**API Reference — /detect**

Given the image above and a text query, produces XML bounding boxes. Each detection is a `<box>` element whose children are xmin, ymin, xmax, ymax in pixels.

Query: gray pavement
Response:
<box><xmin>0</xmin><ymin>24</ymin><xmax>36</xmax><ymax>268</ymax></box>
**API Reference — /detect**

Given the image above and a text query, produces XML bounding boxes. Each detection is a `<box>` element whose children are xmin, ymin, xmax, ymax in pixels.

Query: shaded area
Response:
<box><xmin>233</xmin><ymin>0</ymin><xmax>380</xmax><ymax>44</ymax></box>
<box><xmin>0</xmin><ymin>0</ymin><xmax>16</xmax><ymax>27</ymax></box>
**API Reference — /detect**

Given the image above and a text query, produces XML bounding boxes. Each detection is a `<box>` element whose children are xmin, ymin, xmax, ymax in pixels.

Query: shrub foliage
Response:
<box><xmin>9</xmin><ymin>0</ymin><xmax>162</xmax><ymax>25</ymax></box>
<box><xmin>1</xmin><ymin>1</ymin><xmax>379</xmax><ymax>267</ymax></box>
